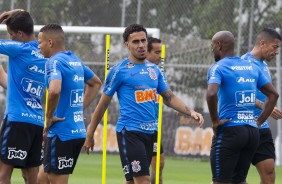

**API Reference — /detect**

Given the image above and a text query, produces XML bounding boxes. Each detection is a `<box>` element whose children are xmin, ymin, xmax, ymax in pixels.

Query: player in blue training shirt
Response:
<box><xmin>84</xmin><ymin>24</ymin><xmax>204</xmax><ymax>184</ymax></box>
<box><xmin>207</xmin><ymin>31</ymin><xmax>279</xmax><ymax>184</ymax></box>
<box><xmin>241</xmin><ymin>28</ymin><xmax>282</xmax><ymax>184</ymax></box>
<box><xmin>0</xmin><ymin>10</ymin><xmax>47</xmax><ymax>184</ymax></box>
<box><xmin>146</xmin><ymin>37</ymin><xmax>165</xmax><ymax>184</ymax></box>
<box><xmin>37</xmin><ymin>24</ymin><xmax>102</xmax><ymax>184</ymax></box>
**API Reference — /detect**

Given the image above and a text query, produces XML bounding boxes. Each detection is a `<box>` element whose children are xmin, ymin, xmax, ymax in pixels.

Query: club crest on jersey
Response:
<box><xmin>131</xmin><ymin>160</ymin><xmax>141</xmax><ymax>173</ymax></box>
<box><xmin>147</xmin><ymin>67</ymin><xmax>157</xmax><ymax>80</ymax></box>
<box><xmin>126</xmin><ymin>62</ymin><xmax>135</xmax><ymax>68</ymax></box>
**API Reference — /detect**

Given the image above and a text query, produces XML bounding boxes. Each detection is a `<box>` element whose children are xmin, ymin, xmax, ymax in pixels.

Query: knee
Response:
<box><xmin>37</xmin><ymin>171</ymin><xmax>49</xmax><ymax>184</ymax></box>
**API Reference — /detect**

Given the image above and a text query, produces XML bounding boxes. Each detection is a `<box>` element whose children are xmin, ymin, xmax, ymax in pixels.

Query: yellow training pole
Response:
<box><xmin>155</xmin><ymin>44</ymin><xmax>166</xmax><ymax>184</ymax></box>
<box><xmin>102</xmin><ymin>34</ymin><xmax>110</xmax><ymax>184</ymax></box>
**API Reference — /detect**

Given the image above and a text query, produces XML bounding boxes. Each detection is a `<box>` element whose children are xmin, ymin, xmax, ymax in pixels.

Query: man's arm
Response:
<box><xmin>0</xmin><ymin>65</ymin><xmax>7</xmax><ymax>89</ymax></box>
<box><xmin>84</xmin><ymin>93</ymin><xmax>112</xmax><ymax>153</ymax></box>
<box><xmin>255</xmin><ymin>99</ymin><xmax>282</xmax><ymax>120</ymax></box>
<box><xmin>83</xmin><ymin>75</ymin><xmax>102</xmax><ymax>110</ymax></box>
<box><xmin>0</xmin><ymin>9</ymin><xmax>24</xmax><ymax>23</ymax></box>
<box><xmin>206</xmin><ymin>83</ymin><xmax>231</xmax><ymax>132</ymax></box>
<box><xmin>45</xmin><ymin>79</ymin><xmax>64</xmax><ymax>129</ymax></box>
<box><xmin>160</xmin><ymin>89</ymin><xmax>204</xmax><ymax>127</ymax></box>
<box><xmin>257</xmin><ymin>83</ymin><xmax>279</xmax><ymax>125</ymax></box>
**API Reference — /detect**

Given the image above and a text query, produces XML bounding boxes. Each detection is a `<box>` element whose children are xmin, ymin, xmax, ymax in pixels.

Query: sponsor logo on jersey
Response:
<box><xmin>237</xmin><ymin>111</ymin><xmax>254</xmax><ymax>120</ymax></box>
<box><xmin>8</xmin><ymin>148</ymin><xmax>27</xmax><ymax>160</ymax></box>
<box><xmin>131</xmin><ymin>160</ymin><xmax>141</xmax><ymax>173</ymax></box>
<box><xmin>236</xmin><ymin>77</ymin><xmax>255</xmax><ymax>83</ymax></box>
<box><xmin>52</xmin><ymin>60</ymin><xmax>58</xmax><ymax>75</ymax></box>
<box><xmin>70</xmin><ymin>89</ymin><xmax>83</xmax><ymax>107</ymax></box>
<box><xmin>140</xmin><ymin>69</ymin><xmax>148</xmax><ymax>75</ymax></box>
<box><xmin>21</xmin><ymin>113</ymin><xmax>44</xmax><ymax>121</ymax></box>
<box><xmin>31</xmin><ymin>50</ymin><xmax>44</xmax><ymax>59</ymax></box>
<box><xmin>69</xmin><ymin>61</ymin><xmax>82</xmax><ymax>66</ymax></box>
<box><xmin>73</xmin><ymin>75</ymin><xmax>84</xmax><ymax>82</ymax></box>
<box><xmin>135</xmin><ymin>88</ymin><xmax>157</xmax><ymax>103</ymax></box>
<box><xmin>148</xmin><ymin>67</ymin><xmax>157</xmax><ymax>80</ymax></box>
<box><xmin>73</xmin><ymin>111</ymin><xmax>83</xmax><ymax>122</ymax></box>
<box><xmin>21</xmin><ymin>78</ymin><xmax>44</xmax><ymax>99</ymax></box>
<box><xmin>235</xmin><ymin>90</ymin><xmax>256</xmax><ymax>106</ymax></box>
<box><xmin>28</xmin><ymin>65</ymin><xmax>45</xmax><ymax>74</ymax></box>
<box><xmin>58</xmin><ymin>157</ymin><xmax>74</xmax><ymax>169</ymax></box>
<box><xmin>126</xmin><ymin>62</ymin><xmax>135</xmax><ymax>68</ymax></box>
<box><xmin>231</xmin><ymin>66</ymin><xmax>253</xmax><ymax>70</ymax></box>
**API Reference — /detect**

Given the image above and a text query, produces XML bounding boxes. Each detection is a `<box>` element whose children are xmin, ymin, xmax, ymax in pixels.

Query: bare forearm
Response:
<box><xmin>86</xmin><ymin>94</ymin><xmax>111</xmax><ymax>138</ymax></box>
<box><xmin>46</xmin><ymin>92</ymin><xmax>60</xmax><ymax>121</ymax></box>
<box><xmin>206</xmin><ymin>95</ymin><xmax>219</xmax><ymax>123</ymax></box>
<box><xmin>83</xmin><ymin>85</ymin><xmax>100</xmax><ymax>110</ymax></box>
<box><xmin>257</xmin><ymin>95</ymin><xmax>278</xmax><ymax>125</ymax></box>
<box><xmin>0</xmin><ymin>65</ymin><xmax>7</xmax><ymax>89</ymax></box>
<box><xmin>255</xmin><ymin>99</ymin><xmax>265</xmax><ymax>110</ymax></box>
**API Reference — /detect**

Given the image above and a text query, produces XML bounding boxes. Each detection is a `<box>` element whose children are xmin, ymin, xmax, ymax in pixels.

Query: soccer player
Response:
<box><xmin>37</xmin><ymin>23</ymin><xmax>102</xmax><ymax>184</ymax></box>
<box><xmin>83</xmin><ymin>24</ymin><xmax>204</xmax><ymax>184</ymax></box>
<box><xmin>241</xmin><ymin>28</ymin><xmax>282</xmax><ymax>184</ymax></box>
<box><xmin>0</xmin><ymin>10</ymin><xmax>47</xmax><ymax>184</ymax></box>
<box><xmin>207</xmin><ymin>30</ymin><xmax>279</xmax><ymax>184</ymax></box>
<box><xmin>146</xmin><ymin>37</ymin><xmax>164</xmax><ymax>184</ymax></box>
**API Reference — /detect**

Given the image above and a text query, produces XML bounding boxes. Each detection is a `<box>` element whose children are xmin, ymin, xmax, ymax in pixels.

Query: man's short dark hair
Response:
<box><xmin>147</xmin><ymin>37</ymin><xmax>161</xmax><ymax>52</ymax></box>
<box><xmin>123</xmin><ymin>24</ymin><xmax>147</xmax><ymax>42</ymax></box>
<box><xmin>5</xmin><ymin>11</ymin><xmax>34</xmax><ymax>35</ymax></box>
<box><xmin>255</xmin><ymin>28</ymin><xmax>282</xmax><ymax>44</ymax></box>
<box><xmin>39</xmin><ymin>23</ymin><xmax>64</xmax><ymax>34</ymax></box>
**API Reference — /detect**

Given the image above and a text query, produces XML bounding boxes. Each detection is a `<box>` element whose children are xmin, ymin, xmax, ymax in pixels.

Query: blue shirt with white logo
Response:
<box><xmin>103</xmin><ymin>58</ymin><xmax>169</xmax><ymax>134</ymax></box>
<box><xmin>207</xmin><ymin>56</ymin><xmax>269</xmax><ymax>128</ymax></box>
<box><xmin>241</xmin><ymin>52</ymin><xmax>271</xmax><ymax>129</ymax></box>
<box><xmin>45</xmin><ymin>51</ymin><xmax>94</xmax><ymax>141</ymax></box>
<box><xmin>0</xmin><ymin>40</ymin><xmax>46</xmax><ymax>126</ymax></box>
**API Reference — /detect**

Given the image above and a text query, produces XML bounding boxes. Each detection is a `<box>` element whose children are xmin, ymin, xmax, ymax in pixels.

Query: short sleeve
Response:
<box><xmin>156</xmin><ymin>67</ymin><xmax>169</xmax><ymax>94</ymax></box>
<box><xmin>0</xmin><ymin>40</ymin><xmax>22</xmax><ymax>57</ymax></box>
<box><xmin>46</xmin><ymin>58</ymin><xmax>62</xmax><ymax>84</ymax></box>
<box><xmin>103</xmin><ymin>66</ymin><xmax>123</xmax><ymax>96</ymax></box>
<box><xmin>256</xmin><ymin>66</ymin><xmax>270</xmax><ymax>89</ymax></box>
<box><xmin>207</xmin><ymin>64</ymin><xmax>222</xmax><ymax>85</ymax></box>
<box><xmin>82</xmin><ymin>64</ymin><xmax>95</xmax><ymax>82</ymax></box>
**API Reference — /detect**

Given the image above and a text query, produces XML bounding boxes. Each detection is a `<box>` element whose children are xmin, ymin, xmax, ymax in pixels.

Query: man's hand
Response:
<box><xmin>212</xmin><ymin>118</ymin><xmax>232</xmax><ymax>136</ymax></box>
<box><xmin>83</xmin><ymin>135</ymin><xmax>95</xmax><ymax>154</ymax></box>
<box><xmin>0</xmin><ymin>9</ymin><xmax>24</xmax><ymax>22</ymax></box>
<box><xmin>190</xmin><ymin>110</ymin><xmax>204</xmax><ymax>128</ymax></box>
<box><xmin>270</xmin><ymin>107</ymin><xmax>282</xmax><ymax>120</ymax></box>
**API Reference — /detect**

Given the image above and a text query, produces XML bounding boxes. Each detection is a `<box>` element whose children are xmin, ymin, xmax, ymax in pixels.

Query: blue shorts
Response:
<box><xmin>0</xmin><ymin>116</ymin><xmax>43</xmax><ymax>168</ymax></box>
<box><xmin>210</xmin><ymin>125</ymin><xmax>259</xmax><ymax>183</ymax></box>
<box><xmin>116</xmin><ymin>128</ymin><xmax>154</xmax><ymax>181</ymax></box>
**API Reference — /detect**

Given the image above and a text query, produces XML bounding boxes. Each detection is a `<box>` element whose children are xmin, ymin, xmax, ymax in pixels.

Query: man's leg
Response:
<box><xmin>21</xmin><ymin>166</ymin><xmax>39</xmax><ymax>184</ymax></box>
<box><xmin>37</xmin><ymin>164</ymin><xmax>50</xmax><ymax>184</ymax></box>
<box><xmin>0</xmin><ymin>159</ymin><xmax>14</xmax><ymax>184</ymax></box>
<box><xmin>47</xmin><ymin>173</ymin><xmax>69</xmax><ymax>184</ymax></box>
<box><xmin>255</xmin><ymin>158</ymin><xmax>275</xmax><ymax>184</ymax></box>
<box><xmin>150</xmin><ymin>154</ymin><xmax>165</xmax><ymax>184</ymax></box>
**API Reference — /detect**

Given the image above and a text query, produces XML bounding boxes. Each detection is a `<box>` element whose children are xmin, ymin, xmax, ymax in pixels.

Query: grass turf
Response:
<box><xmin>11</xmin><ymin>153</ymin><xmax>282</xmax><ymax>184</ymax></box>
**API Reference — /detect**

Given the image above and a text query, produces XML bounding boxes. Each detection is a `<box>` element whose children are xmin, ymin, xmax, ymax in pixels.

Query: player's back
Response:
<box><xmin>208</xmin><ymin>56</ymin><xmax>269</xmax><ymax>128</ymax></box>
<box><xmin>0</xmin><ymin>40</ymin><xmax>46</xmax><ymax>127</ymax></box>
<box><xmin>45</xmin><ymin>51</ymin><xmax>88</xmax><ymax>141</ymax></box>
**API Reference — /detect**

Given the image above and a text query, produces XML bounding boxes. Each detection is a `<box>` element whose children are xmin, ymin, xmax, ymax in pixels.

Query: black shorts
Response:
<box><xmin>0</xmin><ymin>117</ymin><xmax>43</xmax><ymax>168</ymax></box>
<box><xmin>116</xmin><ymin>129</ymin><xmax>154</xmax><ymax>181</ymax></box>
<box><xmin>210</xmin><ymin>125</ymin><xmax>259</xmax><ymax>183</ymax></box>
<box><xmin>152</xmin><ymin>131</ymin><xmax>163</xmax><ymax>156</ymax></box>
<box><xmin>43</xmin><ymin>136</ymin><xmax>85</xmax><ymax>175</ymax></box>
<box><xmin>252</xmin><ymin>128</ymin><xmax>275</xmax><ymax>165</ymax></box>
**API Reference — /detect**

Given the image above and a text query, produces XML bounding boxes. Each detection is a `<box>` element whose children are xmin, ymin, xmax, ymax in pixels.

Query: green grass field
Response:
<box><xmin>11</xmin><ymin>153</ymin><xmax>282</xmax><ymax>184</ymax></box>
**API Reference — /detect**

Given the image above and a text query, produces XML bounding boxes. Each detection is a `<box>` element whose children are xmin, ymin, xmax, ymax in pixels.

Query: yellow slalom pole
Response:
<box><xmin>102</xmin><ymin>34</ymin><xmax>110</xmax><ymax>184</ymax></box>
<box><xmin>155</xmin><ymin>44</ymin><xmax>166</xmax><ymax>184</ymax></box>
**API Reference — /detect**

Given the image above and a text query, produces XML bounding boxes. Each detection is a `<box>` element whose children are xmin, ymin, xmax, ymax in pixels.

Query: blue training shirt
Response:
<box><xmin>207</xmin><ymin>56</ymin><xmax>269</xmax><ymax>128</ymax></box>
<box><xmin>241</xmin><ymin>52</ymin><xmax>271</xmax><ymax>129</ymax></box>
<box><xmin>0</xmin><ymin>40</ymin><xmax>46</xmax><ymax>127</ymax></box>
<box><xmin>45</xmin><ymin>51</ymin><xmax>94</xmax><ymax>141</ymax></box>
<box><xmin>103</xmin><ymin>58</ymin><xmax>169</xmax><ymax>134</ymax></box>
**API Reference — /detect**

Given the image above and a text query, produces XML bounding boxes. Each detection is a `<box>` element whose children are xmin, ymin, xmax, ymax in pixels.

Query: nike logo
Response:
<box><xmin>130</xmin><ymin>72</ymin><xmax>139</xmax><ymax>77</ymax></box>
